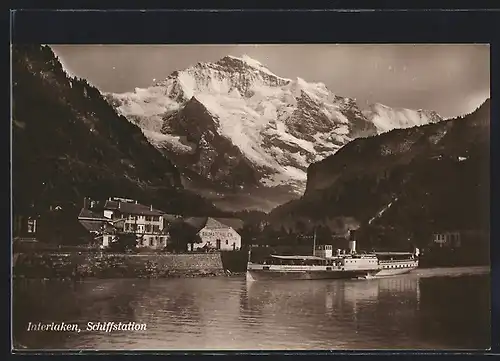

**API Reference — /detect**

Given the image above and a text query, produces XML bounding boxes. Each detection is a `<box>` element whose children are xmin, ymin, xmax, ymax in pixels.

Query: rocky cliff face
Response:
<box><xmin>269</xmin><ymin>99</ymin><xmax>490</xmax><ymax>246</ymax></box>
<box><xmin>107</xmin><ymin>54</ymin><xmax>443</xmax><ymax>211</ymax></box>
<box><xmin>12</xmin><ymin>45</ymin><xmax>218</xmax><ymax>218</ymax></box>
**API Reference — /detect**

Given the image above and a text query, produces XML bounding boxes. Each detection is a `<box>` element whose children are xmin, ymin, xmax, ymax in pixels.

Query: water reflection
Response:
<box><xmin>14</xmin><ymin>279</ymin><xmax>141</xmax><ymax>349</ymax></box>
<box><xmin>242</xmin><ymin>276</ymin><xmax>423</xmax><ymax>349</ymax></box>
<box><xmin>13</xmin><ymin>267</ymin><xmax>490</xmax><ymax>350</ymax></box>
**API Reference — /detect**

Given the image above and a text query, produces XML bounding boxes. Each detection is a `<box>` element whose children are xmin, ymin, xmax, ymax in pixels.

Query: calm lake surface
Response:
<box><xmin>13</xmin><ymin>266</ymin><xmax>490</xmax><ymax>351</ymax></box>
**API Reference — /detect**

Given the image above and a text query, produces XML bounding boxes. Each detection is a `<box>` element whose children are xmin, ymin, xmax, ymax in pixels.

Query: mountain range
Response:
<box><xmin>106</xmin><ymin>55</ymin><xmax>443</xmax><ymax>211</ymax></box>
<box><xmin>12</xmin><ymin>45</ymin><xmax>489</xmax><ymax>250</ymax></box>
<box><xmin>267</xmin><ymin>98</ymin><xmax>490</xmax><ymax>249</ymax></box>
<box><xmin>12</xmin><ymin>45</ymin><xmax>220</xmax><ymax>222</ymax></box>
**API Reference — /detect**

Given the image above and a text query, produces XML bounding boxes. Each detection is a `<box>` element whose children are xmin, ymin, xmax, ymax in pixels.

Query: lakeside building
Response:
<box><xmin>78</xmin><ymin>197</ymin><xmax>171</xmax><ymax>249</ymax></box>
<box><xmin>78</xmin><ymin>197</ymin><xmax>243</xmax><ymax>252</ymax></box>
<box><xmin>78</xmin><ymin>200</ymin><xmax>120</xmax><ymax>247</ymax></box>
<box><xmin>14</xmin><ymin>202</ymin><xmax>68</xmax><ymax>244</ymax></box>
<box><xmin>194</xmin><ymin>217</ymin><xmax>243</xmax><ymax>251</ymax></box>
<box><xmin>431</xmin><ymin>229</ymin><xmax>489</xmax><ymax>249</ymax></box>
<box><xmin>102</xmin><ymin>197</ymin><xmax>168</xmax><ymax>249</ymax></box>
<box><xmin>13</xmin><ymin>214</ymin><xmax>39</xmax><ymax>240</ymax></box>
<box><xmin>433</xmin><ymin>231</ymin><xmax>461</xmax><ymax>248</ymax></box>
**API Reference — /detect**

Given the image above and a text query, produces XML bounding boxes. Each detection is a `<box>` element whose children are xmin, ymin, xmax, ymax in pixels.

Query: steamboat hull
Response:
<box><xmin>246</xmin><ymin>268</ymin><xmax>378</xmax><ymax>281</ymax></box>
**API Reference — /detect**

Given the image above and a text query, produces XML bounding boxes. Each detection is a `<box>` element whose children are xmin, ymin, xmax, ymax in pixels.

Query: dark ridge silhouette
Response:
<box><xmin>268</xmin><ymin>99</ymin><xmax>490</xmax><ymax>250</ymax></box>
<box><xmin>12</xmin><ymin>45</ymin><xmax>226</xmax><ymax>243</ymax></box>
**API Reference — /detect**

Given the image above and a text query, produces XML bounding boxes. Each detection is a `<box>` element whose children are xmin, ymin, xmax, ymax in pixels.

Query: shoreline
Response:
<box><xmin>12</xmin><ymin>250</ymin><xmax>489</xmax><ymax>281</ymax></box>
<box><xmin>12</xmin><ymin>252</ymin><xmax>233</xmax><ymax>280</ymax></box>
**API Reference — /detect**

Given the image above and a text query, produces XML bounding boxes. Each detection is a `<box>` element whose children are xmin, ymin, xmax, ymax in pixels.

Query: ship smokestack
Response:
<box><xmin>348</xmin><ymin>229</ymin><xmax>357</xmax><ymax>254</ymax></box>
<box><xmin>349</xmin><ymin>240</ymin><xmax>356</xmax><ymax>254</ymax></box>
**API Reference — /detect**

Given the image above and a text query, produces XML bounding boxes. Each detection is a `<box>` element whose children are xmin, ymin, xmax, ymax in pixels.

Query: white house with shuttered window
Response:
<box><xmin>103</xmin><ymin>197</ymin><xmax>168</xmax><ymax>249</ymax></box>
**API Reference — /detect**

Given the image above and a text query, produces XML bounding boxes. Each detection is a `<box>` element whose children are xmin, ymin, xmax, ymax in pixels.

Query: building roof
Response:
<box><xmin>79</xmin><ymin>220</ymin><xmax>106</xmax><ymax>233</ymax></box>
<box><xmin>200</xmin><ymin>217</ymin><xmax>243</xmax><ymax>230</ymax></box>
<box><xmin>104</xmin><ymin>200</ymin><xmax>164</xmax><ymax>216</ymax></box>
<box><xmin>204</xmin><ymin>217</ymin><xmax>230</xmax><ymax>229</ymax></box>
<box><xmin>79</xmin><ymin>218</ymin><xmax>117</xmax><ymax>233</ymax></box>
<box><xmin>212</xmin><ymin>217</ymin><xmax>244</xmax><ymax>230</ymax></box>
<box><xmin>78</xmin><ymin>208</ymin><xmax>108</xmax><ymax>220</ymax></box>
<box><xmin>163</xmin><ymin>216</ymin><xmax>243</xmax><ymax>233</ymax></box>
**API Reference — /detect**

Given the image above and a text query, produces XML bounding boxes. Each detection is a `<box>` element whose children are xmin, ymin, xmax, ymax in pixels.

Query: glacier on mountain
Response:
<box><xmin>106</xmin><ymin>54</ymin><xmax>442</xmax><ymax>199</ymax></box>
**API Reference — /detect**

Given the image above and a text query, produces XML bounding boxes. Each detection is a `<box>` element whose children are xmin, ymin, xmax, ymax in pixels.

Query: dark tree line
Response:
<box><xmin>12</xmin><ymin>44</ymin><xmax>222</xmax><ymax>245</ymax></box>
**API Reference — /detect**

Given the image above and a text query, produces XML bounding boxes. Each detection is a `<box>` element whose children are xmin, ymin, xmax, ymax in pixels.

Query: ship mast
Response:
<box><xmin>312</xmin><ymin>227</ymin><xmax>317</xmax><ymax>256</ymax></box>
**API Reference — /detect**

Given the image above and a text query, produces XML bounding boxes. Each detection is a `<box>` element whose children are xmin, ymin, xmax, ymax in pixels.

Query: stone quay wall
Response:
<box><xmin>13</xmin><ymin>252</ymin><xmax>226</xmax><ymax>279</ymax></box>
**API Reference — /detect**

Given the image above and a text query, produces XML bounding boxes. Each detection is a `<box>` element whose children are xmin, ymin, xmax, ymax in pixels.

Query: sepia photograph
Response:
<box><xmin>12</xmin><ymin>42</ymin><xmax>490</xmax><ymax>351</ymax></box>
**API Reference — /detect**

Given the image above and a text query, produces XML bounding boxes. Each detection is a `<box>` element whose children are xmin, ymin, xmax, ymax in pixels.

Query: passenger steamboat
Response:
<box><xmin>246</xmin><ymin>239</ymin><xmax>419</xmax><ymax>281</ymax></box>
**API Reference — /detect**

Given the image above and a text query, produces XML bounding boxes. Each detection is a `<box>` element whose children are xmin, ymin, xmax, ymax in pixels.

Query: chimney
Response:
<box><xmin>118</xmin><ymin>201</ymin><xmax>121</xmax><ymax>209</ymax></box>
<box><xmin>83</xmin><ymin>197</ymin><xmax>89</xmax><ymax>209</ymax></box>
<box><xmin>135</xmin><ymin>200</ymin><xmax>138</xmax><ymax>204</ymax></box>
<box><xmin>150</xmin><ymin>204</ymin><xmax>153</xmax><ymax>211</ymax></box>
<box><xmin>348</xmin><ymin>240</ymin><xmax>357</xmax><ymax>254</ymax></box>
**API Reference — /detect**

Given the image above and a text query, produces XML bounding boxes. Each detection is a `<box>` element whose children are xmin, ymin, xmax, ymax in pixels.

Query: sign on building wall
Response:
<box><xmin>200</xmin><ymin>230</ymin><xmax>235</xmax><ymax>239</ymax></box>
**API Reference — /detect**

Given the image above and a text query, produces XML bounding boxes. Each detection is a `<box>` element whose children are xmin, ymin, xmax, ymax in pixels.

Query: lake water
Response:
<box><xmin>13</xmin><ymin>266</ymin><xmax>490</xmax><ymax>351</ymax></box>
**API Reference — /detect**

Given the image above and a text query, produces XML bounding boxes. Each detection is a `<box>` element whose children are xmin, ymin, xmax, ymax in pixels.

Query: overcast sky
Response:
<box><xmin>51</xmin><ymin>44</ymin><xmax>490</xmax><ymax>118</ymax></box>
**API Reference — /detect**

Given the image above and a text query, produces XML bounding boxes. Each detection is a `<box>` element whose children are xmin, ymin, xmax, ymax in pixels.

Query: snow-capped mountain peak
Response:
<box><xmin>364</xmin><ymin>103</ymin><xmax>443</xmax><ymax>133</ymax></box>
<box><xmin>225</xmin><ymin>54</ymin><xmax>291</xmax><ymax>81</ymax></box>
<box><xmin>106</xmin><ymin>55</ymin><xmax>442</xmax><ymax>210</ymax></box>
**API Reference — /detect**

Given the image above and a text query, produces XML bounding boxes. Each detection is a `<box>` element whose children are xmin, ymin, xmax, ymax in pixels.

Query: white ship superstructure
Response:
<box><xmin>246</xmin><ymin>241</ymin><xmax>419</xmax><ymax>281</ymax></box>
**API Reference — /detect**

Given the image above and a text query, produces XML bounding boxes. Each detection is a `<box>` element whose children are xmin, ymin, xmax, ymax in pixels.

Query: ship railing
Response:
<box><xmin>378</xmin><ymin>258</ymin><xmax>416</xmax><ymax>263</ymax></box>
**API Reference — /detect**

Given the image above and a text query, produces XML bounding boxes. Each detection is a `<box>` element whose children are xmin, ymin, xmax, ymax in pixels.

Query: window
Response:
<box><xmin>145</xmin><ymin>216</ymin><xmax>152</xmax><ymax>222</ymax></box>
<box><xmin>27</xmin><ymin>218</ymin><xmax>36</xmax><ymax>233</ymax></box>
<box><xmin>226</xmin><ymin>240</ymin><xmax>229</xmax><ymax>245</ymax></box>
<box><xmin>152</xmin><ymin>225</ymin><xmax>160</xmax><ymax>233</ymax></box>
<box><xmin>149</xmin><ymin>238</ymin><xmax>154</xmax><ymax>247</ymax></box>
<box><xmin>145</xmin><ymin>224</ymin><xmax>152</xmax><ymax>233</ymax></box>
<box><xmin>153</xmin><ymin>216</ymin><xmax>160</xmax><ymax>222</ymax></box>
